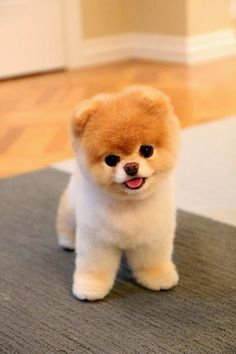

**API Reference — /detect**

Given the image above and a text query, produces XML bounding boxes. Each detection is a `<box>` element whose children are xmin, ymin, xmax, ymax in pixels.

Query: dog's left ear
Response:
<box><xmin>71</xmin><ymin>99</ymin><xmax>97</xmax><ymax>137</ymax></box>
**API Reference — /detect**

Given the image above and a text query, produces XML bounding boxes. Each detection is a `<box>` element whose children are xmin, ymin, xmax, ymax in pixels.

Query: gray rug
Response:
<box><xmin>0</xmin><ymin>168</ymin><xmax>235</xmax><ymax>354</ymax></box>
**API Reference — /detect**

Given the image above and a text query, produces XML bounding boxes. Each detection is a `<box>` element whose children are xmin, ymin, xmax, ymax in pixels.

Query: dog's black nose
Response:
<box><xmin>124</xmin><ymin>162</ymin><xmax>139</xmax><ymax>176</ymax></box>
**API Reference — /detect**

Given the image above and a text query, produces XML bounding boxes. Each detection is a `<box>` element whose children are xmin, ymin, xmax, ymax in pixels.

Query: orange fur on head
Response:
<box><xmin>71</xmin><ymin>86</ymin><xmax>180</xmax><ymax>198</ymax></box>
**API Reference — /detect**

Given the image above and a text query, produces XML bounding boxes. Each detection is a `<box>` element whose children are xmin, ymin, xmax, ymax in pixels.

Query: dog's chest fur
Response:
<box><xmin>70</xmin><ymin>169</ymin><xmax>175</xmax><ymax>249</ymax></box>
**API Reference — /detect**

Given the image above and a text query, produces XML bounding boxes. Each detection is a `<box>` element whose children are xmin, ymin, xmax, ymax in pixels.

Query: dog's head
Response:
<box><xmin>71</xmin><ymin>86</ymin><xmax>180</xmax><ymax>200</ymax></box>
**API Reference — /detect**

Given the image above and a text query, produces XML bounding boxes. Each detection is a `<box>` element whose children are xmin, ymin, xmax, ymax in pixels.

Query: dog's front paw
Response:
<box><xmin>134</xmin><ymin>262</ymin><xmax>179</xmax><ymax>291</ymax></box>
<box><xmin>72</xmin><ymin>271</ymin><xmax>113</xmax><ymax>301</ymax></box>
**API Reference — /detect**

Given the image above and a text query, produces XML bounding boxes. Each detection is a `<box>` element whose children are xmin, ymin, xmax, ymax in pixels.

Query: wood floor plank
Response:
<box><xmin>45</xmin><ymin>126</ymin><xmax>71</xmax><ymax>154</ymax></box>
<box><xmin>0</xmin><ymin>126</ymin><xmax>25</xmax><ymax>154</ymax></box>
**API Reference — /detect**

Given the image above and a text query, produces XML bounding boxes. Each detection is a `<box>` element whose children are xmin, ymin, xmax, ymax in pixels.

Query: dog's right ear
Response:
<box><xmin>71</xmin><ymin>99</ymin><xmax>97</xmax><ymax>137</ymax></box>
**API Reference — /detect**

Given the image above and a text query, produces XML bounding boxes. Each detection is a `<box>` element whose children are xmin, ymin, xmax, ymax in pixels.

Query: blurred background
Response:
<box><xmin>0</xmin><ymin>0</ymin><xmax>236</xmax><ymax>176</ymax></box>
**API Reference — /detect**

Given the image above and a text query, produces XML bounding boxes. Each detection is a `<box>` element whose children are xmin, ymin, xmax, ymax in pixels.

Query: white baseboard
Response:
<box><xmin>77</xmin><ymin>29</ymin><xmax>236</xmax><ymax>67</ymax></box>
<box><xmin>78</xmin><ymin>34</ymin><xmax>134</xmax><ymax>67</ymax></box>
<box><xmin>184</xmin><ymin>29</ymin><xmax>236</xmax><ymax>63</ymax></box>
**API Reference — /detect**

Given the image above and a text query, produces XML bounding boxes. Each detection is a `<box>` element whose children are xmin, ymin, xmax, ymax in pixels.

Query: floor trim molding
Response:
<box><xmin>79</xmin><ymin>34</ymin><xmax>134</xmax><ymax>67</ymax></box>
<box><xmin>75</xmin><ymin>29</ymin><xmax>236</xmax><ymax>67</ymax></box>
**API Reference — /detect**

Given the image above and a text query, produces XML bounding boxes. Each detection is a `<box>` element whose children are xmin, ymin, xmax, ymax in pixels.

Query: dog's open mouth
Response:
<box><xmin>124</xmin><ymin>177</ymin><xmax>145</xmax><ymax>190</ymax></box>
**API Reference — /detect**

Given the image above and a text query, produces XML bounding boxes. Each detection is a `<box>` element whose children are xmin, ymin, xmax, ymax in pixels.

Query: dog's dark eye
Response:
<box><xmin>105</xmin><ymin>155</ymin><xmax>120</xmax><ymax>167</ymax></box>
<box><xmin>139</xmin><ymin>145</ymin><xmax>153</xmax><ymax>158</ymax></box>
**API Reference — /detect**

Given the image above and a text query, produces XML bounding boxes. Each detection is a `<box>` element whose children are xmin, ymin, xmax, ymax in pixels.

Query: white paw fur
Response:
<box><xmin>134</xmin><ymin>262</ymin><xmax>179</xmax><ymax>291</ymax></box>
<box><xmin>73</xmin><ymin>272</ymin><xmax>113</xmax><ymax>301</ymax></box>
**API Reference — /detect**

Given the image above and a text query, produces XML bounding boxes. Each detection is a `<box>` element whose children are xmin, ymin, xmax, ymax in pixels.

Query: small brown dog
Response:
<box><xmin>57</xmin><ymin>86</ymin><xmax>180</xmax><ymax>300</ymax></box>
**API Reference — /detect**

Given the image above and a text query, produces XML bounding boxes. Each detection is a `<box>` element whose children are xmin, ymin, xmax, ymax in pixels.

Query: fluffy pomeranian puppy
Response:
<box><xmin>56</xmin><ymin>86</ymin><xmax>180</xmax><ymax>301</ymax></box>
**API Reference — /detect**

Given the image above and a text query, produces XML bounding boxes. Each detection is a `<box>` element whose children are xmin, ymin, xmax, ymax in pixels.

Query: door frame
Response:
<box><xmin>63</xmin><ymin>0</ymin><xmax>84</xmax><ymax>68</ymax></box>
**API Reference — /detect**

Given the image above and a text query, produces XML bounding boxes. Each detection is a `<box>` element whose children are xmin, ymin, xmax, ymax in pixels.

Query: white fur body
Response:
<box><xmin>70</xmin><ymin>165</ymin><xmax>176</xmax><ymax>250</ymax></box>
<box><xmin>58</xmin><ymin>164</ymin><xmax>178</xmax><ymax>301</ymax></box>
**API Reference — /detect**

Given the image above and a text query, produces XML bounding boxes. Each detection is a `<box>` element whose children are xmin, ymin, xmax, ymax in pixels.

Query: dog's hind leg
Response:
<box><xmin>56</xmin><ymin>187</ymin><xmax>76</xmax><ymax>251</ymax></box>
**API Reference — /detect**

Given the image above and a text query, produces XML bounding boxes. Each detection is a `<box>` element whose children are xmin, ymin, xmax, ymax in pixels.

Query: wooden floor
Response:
<box><xmin>1</xmin><ymin>57</ymin><xmax>236</xmax><ymax>178</ymax></box>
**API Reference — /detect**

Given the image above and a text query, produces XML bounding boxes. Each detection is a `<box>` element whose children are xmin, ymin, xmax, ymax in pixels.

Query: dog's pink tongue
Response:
<box><xmin>125</xmin><ymin>178</ymin><xmax>143</xmax><ymax>189</ymax></box>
